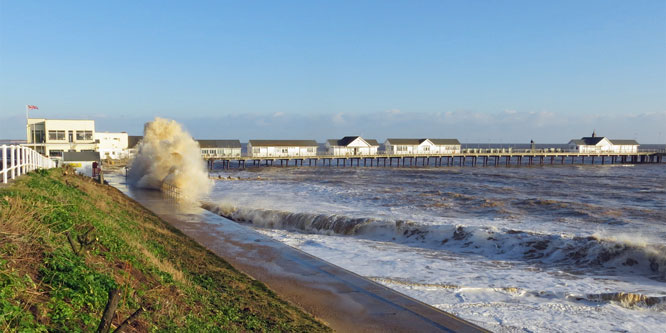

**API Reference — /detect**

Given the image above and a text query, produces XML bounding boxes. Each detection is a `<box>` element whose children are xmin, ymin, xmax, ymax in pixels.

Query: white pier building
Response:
<box><xmin>384</xmin><ymin>138</ymin><xmax>461</xmax><ymax>155</ymax></box>
<box><xmin>568</xmin><ymin>132</ymin><xmax>639</xmax><ymax>153</ymax></box>
<box><xmin>326</xmin><ymin>136</ymin><xmax>379</xmax><ymax>156</ymax></box>
<box><xmin>248</xmin><ymin>140</ymin><xmax>318</xmax><ymax>157</ymax></box>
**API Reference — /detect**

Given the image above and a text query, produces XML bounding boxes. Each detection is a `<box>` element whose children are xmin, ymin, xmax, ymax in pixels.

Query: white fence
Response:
<box><xmin>1</xmin><ymin>145</ymin><xmax>56</xmax><ymax>184</ymax></box>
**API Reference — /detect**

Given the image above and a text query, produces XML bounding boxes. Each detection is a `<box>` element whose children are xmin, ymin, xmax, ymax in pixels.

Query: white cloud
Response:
<box><xmin>332</xmin><ymin>112</ymin><xmax>345</xmax><ymax>125</ymax></box>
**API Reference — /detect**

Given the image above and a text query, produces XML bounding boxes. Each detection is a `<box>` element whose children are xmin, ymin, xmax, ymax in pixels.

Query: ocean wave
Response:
<box><xmin>370</xmin><ymin>276</ymin><xmax>666</xmax><ymax>311</ymax></box>
<box><xmin>570</xmin><ymin>292</ymin><xmax>666</xmax><ymax>310</ymax></box>
<box><xmin>201</xmin><ymin>202</ymin><xmax>666</xmax><ymax>281</ymax></box>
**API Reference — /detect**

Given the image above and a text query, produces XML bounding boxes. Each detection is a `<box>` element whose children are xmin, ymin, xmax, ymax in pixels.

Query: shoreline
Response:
<box><xmin>107</xmin><ymin>174</ymin><xmax>488</xmax><ymax>332</ymax></box>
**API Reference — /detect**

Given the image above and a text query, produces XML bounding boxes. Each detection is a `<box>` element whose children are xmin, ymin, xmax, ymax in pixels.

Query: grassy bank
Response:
<box><xmin>0</xmin><ymin>168</ymin><xmax>329</xmax><ymax>332</ymax></box>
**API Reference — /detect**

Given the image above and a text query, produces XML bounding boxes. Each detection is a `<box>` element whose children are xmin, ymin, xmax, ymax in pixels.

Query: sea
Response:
<box><xmin>203</xmin><ymin>161</ymin><xmax>666</xmax><ymax>332</ymax></box>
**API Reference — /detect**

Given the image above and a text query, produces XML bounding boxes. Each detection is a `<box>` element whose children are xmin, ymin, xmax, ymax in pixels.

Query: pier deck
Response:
<box><xmin>206</xmin><ymin>151</ymin><xmax>665</xmax><ymax>169</ymax></box>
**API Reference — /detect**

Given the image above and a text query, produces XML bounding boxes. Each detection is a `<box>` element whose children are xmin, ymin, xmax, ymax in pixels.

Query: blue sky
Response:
<box><xmin>1</xmin><ymin>1</ymin><xmax>665</xmax><ymax>142</ymax></box>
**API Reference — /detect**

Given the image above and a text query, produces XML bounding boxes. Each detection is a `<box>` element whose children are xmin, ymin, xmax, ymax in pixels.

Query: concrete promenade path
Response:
<box><xmin>109</xmin><ymin>176</ymin><xmax>488</xmax><ymax>332</ymax></box>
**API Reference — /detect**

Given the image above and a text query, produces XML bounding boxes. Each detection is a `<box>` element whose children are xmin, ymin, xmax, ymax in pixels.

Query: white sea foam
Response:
<box><xmin>205</xmin><ymin>166</ymin><xmax>666</xmax><ymax>331</ymax></box>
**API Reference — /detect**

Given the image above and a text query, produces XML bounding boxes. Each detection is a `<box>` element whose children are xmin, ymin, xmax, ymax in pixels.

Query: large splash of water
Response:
<box><xmin>128</xmin><ymin>117</ymin><xmax>212</xmax><ymax>201</ymax></box>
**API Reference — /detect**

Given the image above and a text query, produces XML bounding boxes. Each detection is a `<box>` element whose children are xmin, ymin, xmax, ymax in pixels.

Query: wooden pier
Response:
<box><xmin>206</xmin><ymin>150</ymin><xmax>665</xmax><ymax>169</ymax></box>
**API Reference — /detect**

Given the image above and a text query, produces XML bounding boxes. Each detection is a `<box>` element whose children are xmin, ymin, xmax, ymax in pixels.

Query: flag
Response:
<box><xmin>27</xmin><ymin>105</ymin><xmax>39</xmax><ymax>110</ymax></box>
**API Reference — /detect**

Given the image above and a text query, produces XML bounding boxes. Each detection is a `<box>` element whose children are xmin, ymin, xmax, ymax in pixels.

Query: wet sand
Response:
<box><xmin>109</xmin><ymin>176</ymin><xmax>486</xmax><ymax>332</ymax></box>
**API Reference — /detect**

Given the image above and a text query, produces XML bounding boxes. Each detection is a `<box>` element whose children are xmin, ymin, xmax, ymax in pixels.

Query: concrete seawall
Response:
<box><xmin>108</xmin><ymin>175</ymin><xmax>488</xmax><ymax>332</ymax></box>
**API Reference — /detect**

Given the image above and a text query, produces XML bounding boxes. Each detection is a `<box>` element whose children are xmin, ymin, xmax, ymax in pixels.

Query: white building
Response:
<box><xmin>198</xmin><ymin>140</ymin><xmax>242</xmax><ymax>158</ymax></box>
<box><xmin>248</xmin><ymin>140</ymin><xmax>318</xmax><ymax>157</ymax></box>
<box><xmin>568</xmin><ymin>132</ymin><xmax>639</xmax><ymax>153</ymax></box>
<box><xmin>384</xmin><ymin>138</ymin><xmax>461</xmax><ymax>154</ymax></box>
<box><xmin>326</xmin><ymin>136</ymin><xmax>379</xmax><ymax>156</ymax></box>
<box><xmin>94</xmin><ymin>132</ymin><xmax>129</xmax><ymax>160</ymax></box>
<box><xmin>25</xmin><ymin>118</ymin><xmax>96</xmax><ymax>158</ymax></box>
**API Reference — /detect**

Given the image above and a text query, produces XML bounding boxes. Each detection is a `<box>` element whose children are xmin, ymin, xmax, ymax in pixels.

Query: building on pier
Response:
<box><xmin>568</xmin><ymin>132</ymin><xmax>639</xmax><ymax>153</ymax></box>
<box><xmin>248</xmin><ymin>140</ymin><xmax>318</xmax><ymax>157</ymax></box>
<box><xmin>326</xmin><ymin>136</ymin><xmax>379</xmax><ymax>156</ymax></box>
<box><xmin>384</xmin><ymin>138</ymin><xmax>461</xmax><ymax>155</ymax></box>
<box><xmin>197</xmin><ymin>140</ymin><xmax>241</xmax><ymax>158</ymax></box>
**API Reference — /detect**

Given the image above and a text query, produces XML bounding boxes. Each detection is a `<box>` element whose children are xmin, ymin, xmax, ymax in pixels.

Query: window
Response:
<box><xmin>423</xmin><ymin>146</ymin><xmax>430</xmax><ymax>151</ymax></box>
<box><xmin>49</xmin><ymin>150</ymin><xmax>63</xmax><ymax>157</ymax></box>
<box><xmin>33</xmin><ymin>129</ymin><xmax>45</xmax><ymax>143</ymax></box>
<box><xmin>76</xmin><ymin>130</ymin><xmax>93</xmax><ymax>141</ymax></box>
<box><xmin>307</xmin><ymin>147</ymin><xmax>314</xmax><ymax>153</ymax></box>
<box><xmin>281</xmin><ymin>148</ymin><xmax>288</xmax><ymax>153</ymax></box>
<box><xmin>253</xmin><ymin>148</ymin><xmax>260</xmax><ymax>153</ymax></box>
<box><xmin>48</xmin><ymin>130</ymin><xmax>66</xmax><ymax>141</ymax></box>
<box><xmin>397</xmin><ymin>145</ymin><xmax>408</xmax><ymax>152</ymax></box>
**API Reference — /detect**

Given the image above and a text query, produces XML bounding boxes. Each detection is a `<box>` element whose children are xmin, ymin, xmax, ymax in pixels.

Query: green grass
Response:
<box><xmin>0</xmin><ymin>168</ymin><xmax>329</xmax><ymax>332</ymax></box>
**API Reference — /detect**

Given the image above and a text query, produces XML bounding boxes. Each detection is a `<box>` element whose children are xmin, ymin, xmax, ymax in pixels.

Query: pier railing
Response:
<box><xmin>1</xmin><ymin>145</ymin><xmax>56</xmax><ymax>184</ymax></box>
<box><xmin>219</xmin><ymin>150</ymin><xmax>660</xmax><ymax>159</ymax></box>
<box><xmin>206</xmin><ymin>149</ymin><xmax>663</xmax><ymax>169</ymax></box>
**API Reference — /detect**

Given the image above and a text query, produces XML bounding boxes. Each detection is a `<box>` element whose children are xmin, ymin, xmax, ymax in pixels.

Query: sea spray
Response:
<box><xmin>128</xmin><ymin>117</ymin><xmax>212</xmax><ymax>201</ymax></box>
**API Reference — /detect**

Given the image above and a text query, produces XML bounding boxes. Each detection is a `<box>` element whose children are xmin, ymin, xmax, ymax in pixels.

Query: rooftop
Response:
<box><xmin>62</xmin><ymin>151</ymin><xmax>100</xmax><ymax>162</ymax></box>
<box><xmin>197</xmin><ymin>140</ymin><xmax>242</xmax><ymax>148</ymax></box>
<box><xmin>328</xmin><ymin>136</ymin><xmax>379</xmax><ymax>147</ymax></box>
<box><xmin>249</xmin><ymin>140</ymin><xmax>318</xmax><ymax>147</ymax></box>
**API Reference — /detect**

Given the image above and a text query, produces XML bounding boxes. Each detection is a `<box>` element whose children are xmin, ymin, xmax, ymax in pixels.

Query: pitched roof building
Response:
<box><xmin>326</xmin><ymin>136</ymin><xmax>379</xmax><ymax>156</ymax></box>
<box><xmin>247</xmin><ymin>140</ymin><xmax>318</xmax><ymax>157</ymax></box>
<box><xmin>568</xmin><ymin>132</ymin><xmax>639</xmax><ymax>153</ymax></box>
<box><xmin>197</xmin><ymin>140</ymin><xmax>242</xmax><ymax>157</ymax></box>
<box><xmin>384</xmin><ymin>138</ymin><xmax>461</xmax><ymax>154</ymax></box>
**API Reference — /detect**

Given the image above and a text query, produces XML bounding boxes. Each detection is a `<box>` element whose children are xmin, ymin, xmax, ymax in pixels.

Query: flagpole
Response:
<box><xmin>26</xmin><ymin>105</ymin><xmax>36</xmax><ymax>153</ymax></box>
<box><xmin>26</xmin><ymin>105</ymin><xmax>31</xmax><ymax>151</ymax></box>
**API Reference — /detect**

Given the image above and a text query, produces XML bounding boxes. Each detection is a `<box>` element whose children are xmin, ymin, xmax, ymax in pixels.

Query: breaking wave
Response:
<box><xmin>128</xmin><ymin>117</ymin><xmax>212</xmax><ymax>201</ymax></box>
<box><xmin>370</xmin><ymin>277</ymin><xmax>666</xmax><ymax>311</ymax></box>
<box><xmin>202</xmin><ymin>202</ymin><xmax>666</xmax><ymax>281</ymax></box>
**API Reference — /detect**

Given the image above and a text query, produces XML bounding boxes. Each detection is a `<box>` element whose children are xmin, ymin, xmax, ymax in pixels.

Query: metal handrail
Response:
<box><xmin>1</xmin><ymin>145</ymin><xmax>56</xmax><ymax>183</ymax></box>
